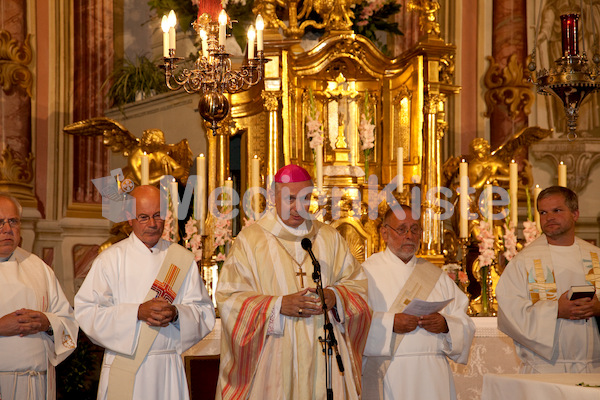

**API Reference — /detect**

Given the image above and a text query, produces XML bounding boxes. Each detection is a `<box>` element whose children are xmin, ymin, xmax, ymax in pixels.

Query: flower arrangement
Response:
<box><xmin>358</xmin><ymin>95</ymin><xmax>375</xmax><ymax>179</ymax></box>
<box><xmin>306</xmin><ymin>88</ymin><xmax>324</xmax><ymax>151</ymax></box>
<box><xmin>502</xmin><ymin>223</ymin><xmax>518</xmax><ymax>261</ymax></box>
<box><xmin>161</xmin><ymin>202</ymin><xmax>178</xmax><ymax>242</ymax></box>
<box><xmin>214</xmin><ymin>215</ymin><xmax>232</xmax><ymax>272</ymax></box>
<box><xmin>442</xmin><ymin>263</ymin><xmax>469</xmax><ymax>286</ymax></box>
<box><xmin>183</xmin><ymin>219</ymin><xmax>203</xmax><ymax>261</ymax></box>
<box><xmin>476</xmin><ymin>220</ymin><xmax>495</xmax><ymax>268</ymax></box>
<box><xmin>523</xmin><ymin>187</ymin><xmax>540</xmax><ymax>246</ymax></box>
<box><xmin>352</xmin><ymin>0</ymin><xmax>403</xmax><ymax>55</ymax></box>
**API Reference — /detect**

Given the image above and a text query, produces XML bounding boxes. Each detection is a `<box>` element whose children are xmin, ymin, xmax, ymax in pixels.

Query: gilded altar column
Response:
<box><xmin>487</xmin><ymin>0</ymin><xmax>530</xmax><ymax>149</ymax></box>
<box><xmin>0</xmin><ymin>0</ymin><xmax>36</xmax><ymax>207</ymax></box>
<box><xmin>261</xmin><ymin>90</ymin><xmax>282</xmax><ymax>185</ymax></box>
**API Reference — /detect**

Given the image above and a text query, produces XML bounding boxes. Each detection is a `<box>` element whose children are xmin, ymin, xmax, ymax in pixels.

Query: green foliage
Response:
<box><xmin>56</xmin><ymin>334</ymin><xmax>101</xmax><ymax>400</ymax></box>
<box><xmin>148</xmin><ymin>0</ymin><xmax>198</xmax><ymax>32</ymax></box>
<box><xmin>352</xmin><ymin>0</ymin><xmax>403</xmax><ymax>56</ymax></box>
<box><xmin>105</xmin><ymin>55</ymin><xmax>168</xmax><ymax>108</ymax></box>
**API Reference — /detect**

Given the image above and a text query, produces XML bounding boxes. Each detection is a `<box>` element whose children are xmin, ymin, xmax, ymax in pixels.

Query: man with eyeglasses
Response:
<box><xmin>362</xmin><ymin>205</ymin><xmax>474</xmax><ymax>400</ymax></box>
<box><xmin>75</xmin><ymin>185</ymin><xmax>215</xmax><ymax>400</ymax></box>
<box><xmin>0</xmin><ymin>193</ymin><xmax>78</xmax><ymax>400</ymax></box>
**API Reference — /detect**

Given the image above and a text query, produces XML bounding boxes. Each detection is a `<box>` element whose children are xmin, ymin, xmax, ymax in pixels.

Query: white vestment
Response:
<box><xmin>496</xmin><ymin>235</ymin><xmax>600</xmax><ymax>373</ymax></box>
<box><xmin>74</xmin><ymin>234</ymin><xmax>216</xmax><ymax>400</ymax></box>
<box><xmin>0</xmin><ymin>247</ymin><xmax>78</xmax><ymax>400</ymax></box>
<box><xmin>362</xmin><ymin>248</ymin><xmax>475</xmax><ymax>400</ymax></box>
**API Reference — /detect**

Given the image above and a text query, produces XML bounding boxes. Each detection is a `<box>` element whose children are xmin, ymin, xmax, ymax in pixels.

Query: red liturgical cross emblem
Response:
<box><xmin>151</xmin><ymin>264</ymin><xmax>180</xmax><ymax>303</ymax></box>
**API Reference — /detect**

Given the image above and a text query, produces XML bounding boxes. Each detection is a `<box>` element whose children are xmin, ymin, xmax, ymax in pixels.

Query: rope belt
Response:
<box><xmin>0</xmin><ymin>370</ymin><xmax>46</xmax><ymax>400</ymax></box>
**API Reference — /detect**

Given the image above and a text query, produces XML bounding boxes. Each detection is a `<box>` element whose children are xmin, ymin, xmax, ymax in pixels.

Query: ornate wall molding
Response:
<box><xmin>0</xmin><ymin>30</ymin><xmax>33</xmax><ymax>97</ymax></box>
<box><xmin>483</xmin><ymin>54</ymin><xmax>534</xmax><ymax>119</ymax></box>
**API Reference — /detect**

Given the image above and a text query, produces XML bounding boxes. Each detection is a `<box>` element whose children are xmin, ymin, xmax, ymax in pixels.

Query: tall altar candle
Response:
<box><xmin>485</xmin><ymin>182</ymin><xmax>493</xmax><ymax>222</ymax></box>
<box><xmin>170</xmin><ymin>179</ymin><xmax>179</xmax><ymax>222</ymax></box>
<box><xmin>161</xmin><ymin>16</ymin><xmax>169</xmax><ymax>57</ymax></box>
<box><xmin>558</xmin><ymin>161</ymin><xmax>567</xmax><ymax>187</ymax></box>
<box><xmin>256</xmin><ymin>14</ymin><xmax>264</xmax><ymax>51</ymax></box>
<box><xmin>397</xmin><ymin>147</ymin><xmax>403</xmax><ymax>193</ymax></box>
<box><xmin>247</xmin><ymin>26</ymin><xmax>255</xmax><ymax>60</ymax></box>
<box><xmin>510</xmin><ymin>160</ymin><xmax>518</xmax><ymax>229</ymax></box>
<box><xmin>533</xmin><ymin>184</ymin><xmax>542</xmax><ymax>232</ymax></box>
<box><xmin>218</xmin><ymin>10</ymin><xmax>227</xmax><ymax>47</ymax></box>
<box><xmin>168</xmin><ymin>10</ymin><xmax>177</xmax><ymax>51</ymax></box>
<box><xmin>251</xmin><ymin>155</ymin><xmax>260</xmax><ymax>189</ymax></box>
<box><xmin>200</xmin><ymin>30</ymin><xmax>209</xmax><ymax>59</ymax></box>
<box><xmin>141</xmin><ymin>152</ymin><xmax>149</xmax><ymax>185</ymax></box>
<box><xmin>316</xmin><ymin>145</ymin><xmax>324</xmax><ymax>193</ymax></box>
<box><xmin>459</xmin><ymin>160</ymin><xmax>469</xmax><ymax>239</ymax></box>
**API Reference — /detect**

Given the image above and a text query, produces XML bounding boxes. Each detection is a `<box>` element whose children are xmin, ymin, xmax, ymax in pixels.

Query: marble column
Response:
<box><xmin>490</xmin><ymin>0</ymin><xmax>529</xmax><ymax>149</ymax></box>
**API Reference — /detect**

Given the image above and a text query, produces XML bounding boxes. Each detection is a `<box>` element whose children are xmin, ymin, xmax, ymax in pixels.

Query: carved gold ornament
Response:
<box><xmin>408</xmin><ymin>0</ymin><xmax>442</xmax><ymax>39</ymax></box>
<box><xmin>0</xmin><ymin>146</ymin><xmax>34</xmax><ymax>183</ymax></box>
<box><xmin>0</xmin><ymin>30</ymin><xmax>33</xmax><ymax>97</ymax></box>
<box><xmin>484</xmin><ymin>54</ymin><xmax>534</xmax><ymax>118</ymax></box>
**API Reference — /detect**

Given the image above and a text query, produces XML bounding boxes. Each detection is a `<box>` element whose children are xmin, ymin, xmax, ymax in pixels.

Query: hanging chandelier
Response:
<box><xmin>529</xmin><ymin>3</ymin><xmax>600</xmax><ymax>140</ymax></box>
<box><xmin>160</xmin><ymin>9</ymin><xmax>266</xmax><ymax>134</ymax></box>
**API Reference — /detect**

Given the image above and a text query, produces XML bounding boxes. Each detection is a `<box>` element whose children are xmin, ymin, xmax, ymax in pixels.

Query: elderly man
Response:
<box><xmin>362</xmin><ymin>205</ymin><xmax>474</xmax><ymax>400</ymax></box>
<box><xmin>0</xmin><ymin>193</ymin><xmax>78</xmax><ymax>400</ymax></box>
<box><xmin>75</xmin><ymin>185</ymin><xmax>215</xmax><ymax>400</ymax></box>
<box><xmin>496</xmin><ymin>186</ymin><xmax>600</xmax><ymax>373</ymax></box>
<box><xmin>216</xmin><ymin>164</ymin><xmax>371</xmax><ymax>400</ymax></box>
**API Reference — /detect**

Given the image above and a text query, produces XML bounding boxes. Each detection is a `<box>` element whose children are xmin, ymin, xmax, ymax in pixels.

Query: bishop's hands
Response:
<box><xmin>0</xmin><ymin>308</ymin><xmax>51</xmax><ymax>337</ymax></box>
<box><xmin>138</xmin><ymin>298</ymin><xmax>178</xmax><ymax>327</ymax></box>
<box><xmin>393</xmin><ymin>312</ymin><xmax>449</xmax><ymax>334</ymax></box>
<box><xmin>557</xmin><ymin>291</ymin><xmax>600</xmax><ymax>320</ymax></box>
<box><xmin>281</xmin><ymin>288</ymin><xmax>336</xmax><ymax>318</ymax></box>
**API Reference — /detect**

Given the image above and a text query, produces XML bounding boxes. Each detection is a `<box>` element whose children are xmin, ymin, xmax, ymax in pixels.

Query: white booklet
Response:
<box><xmin>402</xmin><ymin>298</ymin><xmax>454</xmax><ymax>317</ymax></box>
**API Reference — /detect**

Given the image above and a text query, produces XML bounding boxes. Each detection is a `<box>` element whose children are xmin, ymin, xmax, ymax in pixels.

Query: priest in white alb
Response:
<box><xmin>0</xmin><ymin>193</ymin><xmax>78</xmax><ymax>400</ymax></box>
<box><xmin>75</xmin><ymin>185</ymin><xmax>216</xmax><ymax>400</ymax></box>
<box><xmin>496</xmin><ymin>186</ymin><xmax>600</xmax><ymax>373</ymax></box>
<box><xmin>215</xmin><ymin>164</ymin><xmax>372</xmax><ymax>400</ymax></box>
<box><xmin>362</xmin><ymin>205</ymin><xmax>474</xmax><ymax>400</ymax></box>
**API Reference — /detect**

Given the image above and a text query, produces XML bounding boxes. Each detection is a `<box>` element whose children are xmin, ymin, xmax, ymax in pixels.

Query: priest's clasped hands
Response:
<box><xmin>0</xmin><ymin>308</ymin><xmax>51</xmax><ymax>337</ymax></box>
<box><xmin>281</xmin><ymin>288</ymin><xmax>336</xmax><ymax>318</ymax></box>
<box><xmin>393</xmin><ymin>312</ymin><xmax>449</xmax><ymax>334</ymax></box>
<box><xmin>557</xmin><ymin>292</ymin><xmax>600</xmax><ymax>320</ymax></box>
<box><xmin>138</xmin><ymin>298</ymin><xmax>178</xmax><ymax>327</ymax></box>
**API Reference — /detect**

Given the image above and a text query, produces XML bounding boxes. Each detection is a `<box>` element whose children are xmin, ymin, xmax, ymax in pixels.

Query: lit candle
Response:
<box><xmin>251</xmin><ymin>155</ymin><xmax>260</xmax><ymax>189</ymax></box>
<box><xmin>218</xmin><ymin>10</ymin><xmax>227</xmax><ymax>47</ymax></box>
<box><xmin>459</xmin><ymin>159</ymin><xmax>469</xmax><ymax>239</ymax></box>
<box><xmin>200</xmin><ymin>29</ymin><xmax>209</xmax><ymax>59</ymax></box>
<box><xmin>558</xmin><ymin>161</ymin><xmax>567</xmax><ymax>187</ymax></box>
<box><xmin>247</xmin><ymin>26</ymin><xmax>256</xmax><ymax>60</ymax></box>
<box><xmin>161</xmin><ymin>15</ymin><xmax>170</xmax><ymax>58</ymax></box>
<box><xmin>168</xmin><ymin>10</ymin><xmax>177</xmax><ymax>52</ymax></box>
<box><xmin>256</xmin><ymin>14</ymin><xmax>264</xmax><ymax>52</ymax></box>
<box><xmin>510</xmin><ymin>160</ymin><xmax>518</xmax><ymax>229</ymax></box>
<box><xmin>485</xmin><ymin>182</ymin><xmax>493</xmax><ymax>222</ymax></box>
<box><xmin>397</xmin><ymin>147</ymin><xmax>404</xmax><ymax>193</ymax></box>
<box><xmin>534</xmin><ymin>184</ymin><xmax>542</xmax><ymax>232</ymax></box>
<box><xmin>141</xmin><ymin>152</ymin><xmax>149</xmax><ymax>185</ymax></box>
<box><xmin>170</xmin><ymin>178</ymin><xmax>179</xmax><ymax>222</ymax></box>
<box><xmin>316</xmin><ymin>144</ymin><xmax>324</xmax><ymax>193</ymax></box>
<box><xmin>197</xmin><ymin>155</ymin><xmax>207</xmax><ymax>235</ymax></box>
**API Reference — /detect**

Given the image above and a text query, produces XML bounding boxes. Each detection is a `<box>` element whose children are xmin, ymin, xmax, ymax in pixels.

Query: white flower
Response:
<box><xmin>358</xmin><ymin>114</ymin><xmax>375</xmax><ymax>151</ymax></box>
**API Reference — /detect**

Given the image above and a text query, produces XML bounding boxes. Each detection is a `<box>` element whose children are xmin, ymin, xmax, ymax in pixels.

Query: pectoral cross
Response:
<box><xmin>296</xmin><ymin>267</ymin><xmax>307</xmax><ymax>288</ymax></box>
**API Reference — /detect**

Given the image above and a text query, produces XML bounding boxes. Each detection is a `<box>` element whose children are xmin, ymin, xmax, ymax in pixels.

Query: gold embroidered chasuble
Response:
<box><xmin>216</xmin><ymin>211</ymin><xmax>371</xmax><ymax>400</ymax></box>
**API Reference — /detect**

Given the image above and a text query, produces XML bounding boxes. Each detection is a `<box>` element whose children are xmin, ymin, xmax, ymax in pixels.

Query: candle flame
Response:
<box><xmin>161</xmin><ymin>15</ymin><xmax>169</xmax><ymax>33</ymax></box>
<box><xmin>168</xmin><ymin>10</ymin><xmax>177</xmax><ymax>28</ymax></box>
<box><xmin>256</xmin><ymin>14</ymin><xmax>264</xmax><ymax>31</ymax></box>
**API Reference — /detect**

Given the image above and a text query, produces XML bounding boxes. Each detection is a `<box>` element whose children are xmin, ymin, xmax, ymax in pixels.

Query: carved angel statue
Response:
<box><xmin>64</xmin><ymin>117</ymin><xmax>193</xmax><ymax>186</ymax></box>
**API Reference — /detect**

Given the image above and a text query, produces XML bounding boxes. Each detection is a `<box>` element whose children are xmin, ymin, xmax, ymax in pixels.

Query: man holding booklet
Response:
<box><xmin>497</xmin><ymin>185</ymin><xmax>600</xmax><ymax>373</ymax></box>
<box><xmin>361</xmin><ymin>205</ymin><xmax>475</xmax><ymax>400</ymax></box>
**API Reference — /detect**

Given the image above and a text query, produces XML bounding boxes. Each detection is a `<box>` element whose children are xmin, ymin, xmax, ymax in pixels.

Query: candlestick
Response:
<box><xmin>247</xmin><ymin>26</ymin><xmax>255</xmax><ymax>60</ymax></box>
<box><xmin>459</xmin><ymin>160</ymin><xmax>469</xmax><ymax>239</ymax></box>
<box><xmin>485</xmin><ymin>182</ymin><xmax>493</xmax><ymax>222</ymax></box>
<box><xmin>198</xmin><ymin>154</ymin><xmax>206</xmax><ymax>234</ymax></box>
<box><xmin>509</xmin><ymin>160</ymin><xmax>518</xmax><ymax>229</ymax></box>
<box><xmin>397</xmin><ymin>147</ymin><xmax>403</xmax><ymax>193</ymax></box>
<box><xmin>141</xmin><ymin>152</ymin><xmax>149</xmax><ymax>185</ymax></box>
<box><xmin>558</xmin><ymin>161</ymin><xmax>567</xmax><ymax>187</ymax></box>
<box><xmin>316</xmin><ymin>144</ymin><xmax>323</xmax><ymax>193</ymax></box>
<box><xmin>170</xmin><ymin>179</ymin><xmax>179</xmax><ymax>222</ymax></box>
<box><xmin>534</xmin><ymin>185</ymin><xmax>542</xmax><ymax>232</ymax></box>
<box><xmin>251</xmin><ymin>155</ymin><xmax>260</xmax><ymax>189</ymax></box>
<box><xmin>200</xmin><ymin>29</ymin><xmax>209</xmax><ymax>59</ymax></box>
<box><xmin>256</xmin><ymin>14</ymin><xmax>264</xmax><ymax>51</ymax></box>
<box><xmin>168</xmin><ymin>10</ymin><xmax>177</xmax><ymax>52</ymax></box>
<box><xmin>161</xmin><ymin>16</ymin><xmax>169</xmax><ymax>58</ymax></box>
<box><xmin>218</xmin><ymin>10</ymin><xmax>227</xmax><ymax>47</ymax></box>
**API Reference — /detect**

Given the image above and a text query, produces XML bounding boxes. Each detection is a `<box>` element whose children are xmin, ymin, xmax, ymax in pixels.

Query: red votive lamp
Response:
<box><xmin>560</xmin><ymin>14</ymin><xmax>580</xmax><ymax>57</ymax></box>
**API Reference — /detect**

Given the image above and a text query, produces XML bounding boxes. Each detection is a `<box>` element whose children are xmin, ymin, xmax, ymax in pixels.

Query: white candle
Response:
<box><xmin>141</xmin><ymin>152</ymin><xmax>149</xmax><ymax>185</ymax></box>
<box><xmin>247</xmin><ymin>26</ymin><xmax>256</xmax><ymax>60</ymax></box>
<box><xmin>168</xmin><ymin>10</ymin><xmax>177</xmax><ymax>52</ymax></box>
<box><xmin>218</xmin><ymin>10</ymin><xmax>227</xmax><ymax>47</ymax></box>
<box><xmin>316</xmin><ymin>144</ymin><xmax>324</xmax><ymax>193</ymax></box>
<box><xmin>251</xmin><ymin>155</ymin><xmax>260</xmax><ymax>189</ymax></box>
<box><xmin>533</xmin><ymin>184</ymin><xmax>542</xmax><ymax>232</ymax></box>
<box><xmin>256</xmin><ymin>14</ymin><xmax>264</xmax><ymax>52</ymax></box>
<box><xmin>485</xmin><ymin>182</ymin><xmax>493</xmax><ymax>222</ymax></box>
<box><xmin>459</xmin><ymin>160</ymin><xmax>469</xmax><ymax>239</ymax></box>
<box><xmin>200</xmin><ymin>29</ymin><xmax>209</xmax><ymax>59</ymax></box>
<box><xmin>198</xmin><ymin>154</ymin><xmax>206</xmax><ymax>234</ymax></box>
<box><xmin>510</xmin><ymin>160</ymin><xmax>518</xmax><ymax>229</ymax></box>
<box><xmin>558</xmin><ymin>161</ymin><xmax>567</xmax><ymax>187</ymax></box>
<box><xmin>170</xmin><ymin>179</ymin><xmax>179</xmax><ymax>222</ymax></box>
<box><xmin>161</xmin><ymin>15</ymin><xmax>170</xmax><ymax>57</ymax></box>
<box><xmin>397</xmin><ymin>147</ymin><xmax>404</xmax><ymax>193</ymax></box>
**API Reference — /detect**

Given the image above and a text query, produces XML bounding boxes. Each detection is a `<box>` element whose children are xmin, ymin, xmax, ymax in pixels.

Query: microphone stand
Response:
<box><xmin>308</xmin><ymin>249</ymin><xmax>344</xmax><ymax>400</ymax></box>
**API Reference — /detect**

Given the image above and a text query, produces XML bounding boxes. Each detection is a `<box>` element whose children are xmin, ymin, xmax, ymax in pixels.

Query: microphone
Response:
<box><xmin>301</xmin><ymin>238</ymin><xmax>320</xmax><ymax>277</ymax></box>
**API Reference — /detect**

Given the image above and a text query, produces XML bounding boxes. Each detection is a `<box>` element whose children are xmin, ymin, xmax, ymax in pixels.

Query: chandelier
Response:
<box><xmin>529</xmin><ymin>4</ymin><xmax>600</xmax><ymax>140</ymax></box>
<box><xmin>161</xmin><ymin>10</ymin><xmax>266</xmax><ymax>134</ymax></box>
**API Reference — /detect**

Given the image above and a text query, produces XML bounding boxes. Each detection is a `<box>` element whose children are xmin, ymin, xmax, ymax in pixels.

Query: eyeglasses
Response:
<box><xmin>384</xmin><ymin>224</ymin><xmax>422</xmax><ymax>236</ymax></box>
<box><xmin>0</xmin><ymin>218</ymin><xmax>21</xmax><ymax>228</ymax></box>
<box><xmin>135</xmin><ymin>213</ymin><xmax>164</xmax><ymax>224</ymax></box>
